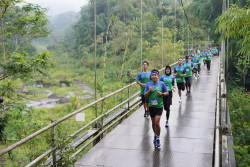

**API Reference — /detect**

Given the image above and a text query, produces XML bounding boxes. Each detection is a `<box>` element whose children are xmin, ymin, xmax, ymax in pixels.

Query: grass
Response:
<box><xmin>49</xmin><ymin>85</ymin><xmax>83</xmax><ymax>97</ymax></box>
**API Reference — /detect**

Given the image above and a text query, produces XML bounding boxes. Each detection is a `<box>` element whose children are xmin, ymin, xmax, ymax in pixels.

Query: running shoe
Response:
<box><xmin>179</xmin><ymin>98</ymin><xmax>182</xmax><ymax>103</ymax></box>
<box><xmin>165</xmin><ymin>121</ymin><xmax>169</xmax><ymax>127</ymax></box>
<box><xmin>155</xmin><ymin>138</ymin><xmax>161</xmax><ymax>148</ymax></box>
<box><xmin>146</xmin><ymin>110</ymin><xmax>150</xmax><ymax>117</ymax></box>
<box><xmin>195</xmin><ymin>77</ymin><xmax>197</xmax><ymax>80</ymax></box>
<box><xmin>198</xmin><ymin>74</ymin><xmax>200</xmax><ymax>77</ymax></box>
<box><xmin>144</xmin><ymin>113</ymin><xmax>146</xmax><ymax>117</ymax></box>
<box><xmin>153</xmin><ymin>135</ymin><xmax>157</xmax><ymax>143</ymax></box>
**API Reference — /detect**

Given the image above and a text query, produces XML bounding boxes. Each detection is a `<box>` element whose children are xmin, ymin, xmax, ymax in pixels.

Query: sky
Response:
<box><xmin>25</xmin><ymin>0</ymin><xmax>89</xmax><ymax>16</ymax></box>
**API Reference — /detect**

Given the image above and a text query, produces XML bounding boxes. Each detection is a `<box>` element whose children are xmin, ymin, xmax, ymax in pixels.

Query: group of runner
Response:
<box><xmin>136</xmin><ymin>48</ymin><xmax>216</xmax><ymax>148</ymax></box>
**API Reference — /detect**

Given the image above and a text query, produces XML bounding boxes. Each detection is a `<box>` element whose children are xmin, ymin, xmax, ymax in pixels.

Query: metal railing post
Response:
<box><xmin>128</xmin><ymin>86</ymin><xmax>130</xmax><ymax>111</ymax></box>
<box><xmin>127</xmin><ymin>86</ymin><xmax>130</xmax><ymax>118</ymax></box>
<box><xmin>101</xmin><ymin>100</ymin><xmax>104</xmax><ymax>130</ymax></box>
<box><xmin>51</xmin><ymin>121</ymin><xmax>56</xmax><ymax>166</ymax></box>
<box><xmin>92</xmin><ymin>121</ymin><xmax>101</xmax><ymax>146</ymax></box>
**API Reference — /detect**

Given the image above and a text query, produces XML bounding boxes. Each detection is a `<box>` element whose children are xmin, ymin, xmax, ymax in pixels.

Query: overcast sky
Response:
<box><xmin>25</xmin><ymin>0</ymin><xmax>89</xmax><ymax>16</ymax></box>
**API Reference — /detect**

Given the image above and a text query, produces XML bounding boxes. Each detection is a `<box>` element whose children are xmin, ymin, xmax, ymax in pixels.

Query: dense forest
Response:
<box><xmin>0</xmin><ymin>0</ymin><xmax>249</xmax><ymax>166</ymax></box>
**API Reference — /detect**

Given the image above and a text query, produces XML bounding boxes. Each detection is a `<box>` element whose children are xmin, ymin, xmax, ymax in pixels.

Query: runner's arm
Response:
<box><xmin>144</xmin><ymin>84</ymin><xmax>153</xmax><ymax>97</ymax></box>
<box><xmin>157</xmin><ymin>83</ymin><xmax>169</xmax><ymax>96</ymax></box>
<box><xmin>191</xmin><ymin>63</ymin><xmax>194</xmax><ymax>70</ymax></box>
<box><xmin>136</xmin><ymin>73</ymin><xmax>145</xmax><ymax>87</ymax></box>
<box><xmin>181</xmin><ymin>68</ymin><xmax>187</xmax><ymax>77</ymax></box>
<box><xmin>173</xmin><ymin>67</ymin><xmax>177</xmax><ymax>77</ymax></box>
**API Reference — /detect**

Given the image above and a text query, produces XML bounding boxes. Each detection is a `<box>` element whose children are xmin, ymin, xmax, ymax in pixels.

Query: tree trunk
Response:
<box><xmin>1</xmin><ymin>21</ymin><xmax>6</xmax><ymax>63</ymax></box>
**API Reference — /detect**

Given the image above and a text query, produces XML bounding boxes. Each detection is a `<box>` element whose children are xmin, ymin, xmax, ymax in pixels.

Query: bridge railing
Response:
<box><xmin>0</xmin><ymin>62</ymin><xmax>177</xmax><ymax>166</ymax></box>
<box><xmin>214</xmin><ymin>51</ymin><xmax>236</xmax><ymax>167</ymax></box>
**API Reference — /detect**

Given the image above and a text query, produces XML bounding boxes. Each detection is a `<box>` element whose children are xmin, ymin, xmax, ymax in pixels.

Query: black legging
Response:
<box><xmin>207</xmin><ymin>60</ymin><xmax>211</xmax><ymax>70</ymax></box>
<box><xmin>163</xmin><ymin>91</ymin><xmax>172</xmax><ymax>120</ymax></box>
<box><xmin>166</xmin><ymin>105</ymin><xmax>170</xmax><ymax>120</ymax></box>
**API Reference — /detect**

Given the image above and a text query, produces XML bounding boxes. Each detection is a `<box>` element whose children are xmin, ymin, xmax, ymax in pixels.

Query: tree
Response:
<box><xmin>0</xmin><ymin>1</ymin><xmax>52</xmax><ymax>82</ymax></box>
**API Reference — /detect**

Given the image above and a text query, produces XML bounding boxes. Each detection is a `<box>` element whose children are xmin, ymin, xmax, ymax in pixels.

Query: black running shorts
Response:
<box><xmin>192</xmin><ymin>68</ymin><xmax>198</xmax><ymax>74</ymax></box>
<box><xmin>141</xmin><ymin>95</ymin><xmax>149</xmax><ymax>103</ymax></box>
<box><xmin>177</xmin><ymin>82</ymin><xmax>185</xmax><ymax>91</ymax></box>
<box><xmin>185</xmin><ymin>76</ymin><xmax>192</xmax><ymax>87</ymax></box>
<box><xmin>149</xmin><ymin>107</ymin><xmax>163</xmax><ymax>117</ymax></box>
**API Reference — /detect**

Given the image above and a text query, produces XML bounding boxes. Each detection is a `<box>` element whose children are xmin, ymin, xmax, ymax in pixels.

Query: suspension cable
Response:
<box><xmin>94</xmin><ymin>0</ymin><xmax>97</xmax><ymax>117</ymax></box>
<box><xmin>188</xmin><ymin>27</ymin><xmax>189</xmax><ymax>56</ymax></box>
<box><xmin>182</xmin><ymin>10</ymin><xmax>185</xmax><ymax>57</ymax></box>
<box><xmin>226</xmin><ymin>0</ymin><xmax>230</xmax><ymax>125</ymax></box>
<box><xmin>180</xmin><ymin>0</ymin><xmax>194</xmax><ymax>38</ymax></box>
<box><xmin>174</xmin><ymin>0</ymin><xmax>177</xmax><ymax>62</ymax></box>
<box><xmin>140</xmin><ymin>0</ymin><xmax>143</xmax><ymax>67</ymax></box>
<box><xmin>161</xmin><ymin>1</ymin><xmax>164</xmax><ymax>69</ymax></box>
<box><xmin>180</xmin><ymin>0</ymin><xmax>195</xmax><ymax>54</ymax></box>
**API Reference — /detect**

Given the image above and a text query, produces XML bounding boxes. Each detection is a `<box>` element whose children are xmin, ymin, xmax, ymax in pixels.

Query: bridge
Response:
<box><xmin>0</xmin><ymin>55</ymin><xmax>236</xmax><ymax>167</ymax></box>
<box><xmin>0</xmin><ymin>0</ymin><xmax>240</xmax><ymax>165</ymax></box>
<box><xmin>75</xmin><ymin>57</ymin><xmax>217</xmax><ymax>167</ymax></box>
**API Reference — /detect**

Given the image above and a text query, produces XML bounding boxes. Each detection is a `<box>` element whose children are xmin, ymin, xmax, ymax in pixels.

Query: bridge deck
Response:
<box><xmin>75</xmin><ymin>57</ymin><xmax>219</xmax><ymax>167</ymax></box>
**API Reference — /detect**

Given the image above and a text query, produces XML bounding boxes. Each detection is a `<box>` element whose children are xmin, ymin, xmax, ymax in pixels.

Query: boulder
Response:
<box><xmin>48</xmin><ymin>94</ymin><xmax>59</xmax><ymax>99</ymax></box>
<box><xmin>58</xmin><ymin>97</ymin><xmax>70</xmax><ymax>104</ymax></box>
<box><xmin>61</xmin><ymin>83</ymin><xmax>66</xmax><ymax>87</ymax></box>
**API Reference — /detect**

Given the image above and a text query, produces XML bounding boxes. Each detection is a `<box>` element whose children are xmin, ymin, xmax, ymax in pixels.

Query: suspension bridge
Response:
<box><xmin>0</xmin><ymin>0</ymin><xmax>236</xmax><ymax>166</ymax></box>
<box><xmin>75</xmin><ymin>58</ymin><xmax>219</xmax><ymax>167</ymax></box>
<box><xmin>73</xmin><ymin>56</ymin><xmax>234</xmax><ymax>167</ymax></box>
<box><xmin>0</xmin><ymin>55</ymin><xmax>236</xmax><ymax>167</ymax></box>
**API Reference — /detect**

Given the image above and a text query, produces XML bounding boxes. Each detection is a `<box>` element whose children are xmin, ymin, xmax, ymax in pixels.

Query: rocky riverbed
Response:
<box><xmin>24</xmin><ymin>81</ymin><xmax>94</xmax><ymax>109</ymax></box>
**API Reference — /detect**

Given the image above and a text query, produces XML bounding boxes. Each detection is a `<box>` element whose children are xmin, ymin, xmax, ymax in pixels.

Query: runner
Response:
<box><xmin>197</xmin><ymin>51</ymin><xmax>202</xmax><ymax>77</ymax></box>
<box><xmin>203</xmin><ymin>50</ymin><xmax>207</xmax><ymax>67</ymax></box>
<box><xmin>211</xmin><ymin>48</ymin><xmax>218</xmax><ymax>56</ymax></box>
<box><xmin>137</xmin><ymin>61</ymin><xmax>151</xmax><ymax>117</ymax></box>
<box><xmin>192</xmin><ymin>54</ymin><xmax>200</xmax><ymax>79</ymax></box>
<box><xmin>159</xmin><ymin>65</ymin><xmax>176</xmax><ymax>127</ymax></box>
<box><xmin>190</xmin><ymin>50</ymin><xmax>195</xmax><ymax>58</ymax></box>
<box><xmin>173</xmin><ymin>58</ymin><xmax>186</xmax><ymax>103</ymax></box>
<box><xmin>144</xmin><ymin>69</ymin><xmax>168</xmax><ymax>148</ymax></box>
<box><xmin>182</xmin><ymin>56</ymin><xmax>194</xmax><ymax>96</ymax></box>
<box><xmin>206</xmin><ymin>49</ymin><xmax>213</xmax><ymax>72</ymax></box>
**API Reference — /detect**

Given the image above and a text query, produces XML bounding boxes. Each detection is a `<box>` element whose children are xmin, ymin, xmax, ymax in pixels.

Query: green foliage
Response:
<box><xmin>2</xmin><ymin>105</ymin><xmax>47</xmax><ymax>140</ymax></box>
<box><xmin>216</xmin><ymin>3</ymin><xmax>250</xmax><ymax>57</ymax></box>
<box><xmin>228</xmin><ymin>88</ymin><xmax>250</xmax><ymax>166</ymax></box>
<box><xmin>216</xmin><ymin>3</ymin><xmax>250</xmax><ymax>89</ymax></box>
<box><xmin>235</xmin><ymin>54</ymin><xmax>250</xmax><ymax>89</ymax></box>
<box><xmin>0</xmin><ymin>1</ymin><xmax>53</xmax><ymax>101</ymax></box>
<box><xmin>1</xmin><ymin>51</ymin><xmax>53</xmax><ymax>81</ymax></box>
<box><xmin>70</xmin><ymin>96</ymin><xmax>79</xmax><ymax>110</ymax></box>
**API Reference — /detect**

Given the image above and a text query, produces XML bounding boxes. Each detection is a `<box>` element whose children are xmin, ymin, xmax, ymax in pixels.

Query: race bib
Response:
<box><xmin>186</xmin><ymin>69</ymin><xmax>190</xmax><ymax>72</ymax></box>
<box><xmin>151</xmin><ymin>99</ymin><xmax>158</xmax><ymax>105</ymax></box>
<box><xmin>177</xmin><ymin>77</ymin><xmax>181</xmax><ymax>81</ymax></box>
